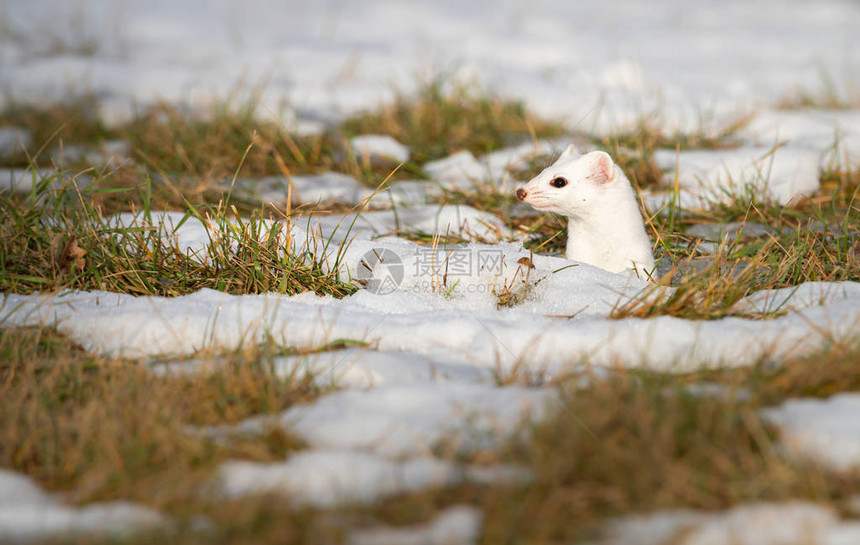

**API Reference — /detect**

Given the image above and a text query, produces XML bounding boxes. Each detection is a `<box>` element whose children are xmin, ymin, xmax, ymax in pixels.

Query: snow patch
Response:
<box><xmin>216</xmin><ymin>450</ymin><xmax>460</xmax><ymax>507</ymax></box>
<box><xmin>152</xmin><ymin>347</ymin><xmax>492</xmax><ymax>388</ymax></box>
<box><xmin>0</xmin><ymin>469</ymin><xmax>166</xmax><ymax>543</ymax></box>
<box><xmin>424</xmin><ymin>151</ymin><xmax>488</xmax><ymax>188</ymax></box>
<box><xmin>214</xmin><ymin>382</ymin><xmax>552</xmax><ymax>458</ymax></box>
<box><xmin>761</xmin><ymin>394</ymin><xmax>860</xmax><ymax>473</ymax></box>
<box><xmin>215</xmin><ymin>450</ymin><xmax>528</xmax><ymax>508</ymax></box>
<box><xmin>604</xmin><ymin>501</ymin><xmax>859</xmax><ymax>545</ymax></box>
<box><xmin>741</xmin><ymin>109</ymin><xmax>860</xmax><ymax>168</ymax></box>
<box><xmin>349</xmin><ymin>505</ymin><xmax>482</xmax><ymax>545</ymax></box>
<box><xmin>0</xmin><ymin>127</ymin><xmax>32</xmax><ymax>158</ymax></box>
<box><xmin>653</xmin><ymin>146</ymin><xmax>821</xmax><ymax>206</ymax></box>
<box><xmin>233</xmin><ymin>172</ymin><xmax>372</xmax><ymax>207</ymax></box>
<box><xmin>2</xmin><ymin>277</ymin><xmax>859</xmax><ymax>372</ymax></box>
<box><xmin>351</xmin><ymin>135</ymin><xmax>411</xmax><ymax>164</ymax></box>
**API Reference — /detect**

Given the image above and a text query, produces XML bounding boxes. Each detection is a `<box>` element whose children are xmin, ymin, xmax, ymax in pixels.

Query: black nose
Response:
<box><xmin>516</xmin><ymin>188</ymin><xmax>527</xmax><ymax>201</ymax></box>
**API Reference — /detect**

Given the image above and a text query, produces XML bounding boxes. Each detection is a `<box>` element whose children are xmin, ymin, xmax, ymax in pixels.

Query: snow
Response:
<box><xmin>202</xmin><ymin>380</ymin><xmax>540</xmax><ymax>507</ymax></box>
<box><xmin>732</xmin><ymin>282</ymin><xmax>860</xmax><ymax>315</ymax></box>
<box><xmin>740</xmin><ymin>109</ymin><xmax>860</xmax><ymax>168</ymax></box>
<box><xmin>50</xmin><ymin>139</ymin><xmax>131</xmax><ymax>168</ymax></box>
<box><xmin>0</xmin><ymin>167</ymin><xmax>54</xmax><ymax>193</ymax></box>
<box><xmin>0</xmin><ymin>127</ymin><xmax>32</xmax><ymax>158</ymax></box>
<box><xmin>3</xmin><ymin>265</ymin><xmax>858</xmax><ymax>372</ymax></box>
<box><xmin>351</xmin><ymin>135</ymin><xmax>411</xmax><ymax>164</ymax></box>
<box><xmin>482</xmin><ymin>140</ymin><xmax>560</xmax><ymax>188</ymax></box>
<box><xmin>653</xmin><ymin>146</ymin><xmax>822</xmax><ymax>206</ymax></box>
<box><xmin>233</xmin><ymin>172</ymin><xmax>372</xmax><ymax>207</ymax></box>
<box><xmin>152</xmin><ymin>347</ymin><xmax>493</xmax><ymax>388</ymax></box>
<box><xmin>397</xmin><ymin>139</ymin><xmax>557</xmax><ymax>193</ymax></box>
<box><xmin>0</xmin><ymin>166</ymin><xmax>94</xmax><ymax>194</ymax></box>
<box><xmin>2</xmin><ymin>244</ymin><xmax>858</xmax><ymax>517</ymax></box>
<box><xmin>0</xmin><ymin>469</ymin><xmax>166</xmax><ymax>543</ymax></box>
<box><xmin>207</xmin><ymin>382</ymin><xmax>551</xmax><ymax>458</ymax></box>
<box><xmin>349</xmin><ymin>505</ymin><xmax>482</xmax><ymax>545</ymax></box>
<box><xmin>760</xmin><ymin>394</ymin><xmax>860</xmax><ymax>473</ymax></box>
<box><xmin>3</xmin><ymin>0</ymin><xmax>859</xmax><ymax>133</ymax></box>
<box><xmin>685</xmin><ymin>221</ymin><xmax>782</xmax><ymax>242</ymax></box>
<box><xmin>310</xmin><ymin>205</ymin><xmax>510</xmax><ymax>244</ymax></box>
<box><xmin>216</xmin><ymin>450</ymin><xmax>525</xmax><ymax>508</ymax></box>
<box><xmin>216</xmin><ymin>450</ymin><xmax>461</xmax><ymax>507</ymax></box>
<box><xmin>423</xmin><ymin>151</ymin><xmax>490</xmax><ymax>189</ymax></box>
<box><xmin>99</xmin><ymin>202</ymin><xmax>510</xmax><ymax>265</ymax></box>
<box><xmin>369</xmin><ymin>180</ymin><xmax>444</xmax><ymax>208</ymax></box>
<box><xmin>603</xmin><ymin>501</ymin><xmax>860</xmax><ymax>545</ymax></box>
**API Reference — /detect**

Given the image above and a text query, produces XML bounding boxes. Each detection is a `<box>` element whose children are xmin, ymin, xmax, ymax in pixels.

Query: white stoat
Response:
<box><xmin>516</xmin><ymin>145</ymin><xmax>655</xmax><ymax>277</ymax></box>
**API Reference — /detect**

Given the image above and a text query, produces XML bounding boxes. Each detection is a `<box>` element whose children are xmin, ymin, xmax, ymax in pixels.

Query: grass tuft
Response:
<box><xmin>610</xmin><ymin>251</ymin><xmax>778</xmax><ymax>320</ymax></box>
<box><xmin>0</xmin><ymin>97</ymin><xmax>112</xmax><ymax>166</ymax></box>
<box><xmin>342</xmin><ymin>77</ymin><xmax>564</xmax><ymax>164</ymax></box>
<box><xmin>0</xmin><ymin>171</ymin><xmax>356</xmax><ymax>297</ymax></box>
<box><xmin>124</xmin><ymin>101</ymin><xmax>336</xmax><ymax>182</ymax></box>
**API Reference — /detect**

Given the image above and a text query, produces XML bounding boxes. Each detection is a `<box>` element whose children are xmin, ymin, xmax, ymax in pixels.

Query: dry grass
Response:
<box><xmin>610</xmin><ymin>225</ymin><xmax>858</xmax><ymax>321</ymax></box>
<box><xmin>124</xmin><ymin>101</ymin><xmax>336</xmax><ymax>181</ymax></box>
<box><xmin>0</xmin><ymin>325</ymin><xmax>390</xmax><ymax>545</ymax></box>
<box><xmin>0</xmin><ymin>173</ymin><xmax>356</xmax><ymax>297</ymax></box>
<box><xmin>7</xmin><ymin>326</ymin><xmax>860</xmax><ymax>545</ymax></box>
<box><xmin>755</xmin><ymin>341</ymin><xmax>860</xmax><ymax>403</ymax></box>
<box><xmin>0</xmin><ymin>97</ymin><xmax>112</xmax><ymax>166</ymax></box>
<box><xmin>481</xmin><ymin>378</ymin><xmax>837</xmax><ymax>543</ymax></box>
<box><xmin>342</xmin><ymin>78</ymin><xmax>564</xmax><ymax>164</ymax></box>
<box><xmin>610</xmin><ymin>252</ymin><xmax>776</xmax><ymax>320</ymax></box>
<box><xmin>362</xmin><ymin>359</ymin><xmax>860</xmax><ymax>544</ymax></box>
<box><xmin>0</xmin><ymin>326</ymin><xmax>320</xmax><ymax>509</ymax></box>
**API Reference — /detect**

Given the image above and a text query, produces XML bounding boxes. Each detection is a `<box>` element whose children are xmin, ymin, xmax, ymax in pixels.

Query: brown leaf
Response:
<box><xmin>59</xmin><ymin>236</ymin><xmax>87</xmax><ymax>272</ymax></box>
<box><xmin>517</xmin><ymin>256</ymin><xmax>535</xmax><ymax>269</ymax></box>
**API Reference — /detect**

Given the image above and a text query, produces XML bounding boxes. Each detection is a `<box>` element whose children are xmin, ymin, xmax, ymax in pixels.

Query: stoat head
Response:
<box><xmin>516</xmin><ymin>146</ymin><xmax>618</xmax><ymax>217</ymax></box>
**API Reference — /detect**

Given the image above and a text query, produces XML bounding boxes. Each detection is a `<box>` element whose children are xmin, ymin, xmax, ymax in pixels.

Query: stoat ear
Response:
<box><xmin>559</xmin><ymin>144</ymin><xmax>581</xmax><ymax>159</ymax></box>
<box><xmin>587</xmin><ymin>151</ymin><xmax>616</xmax><ymax>184</ymax></box>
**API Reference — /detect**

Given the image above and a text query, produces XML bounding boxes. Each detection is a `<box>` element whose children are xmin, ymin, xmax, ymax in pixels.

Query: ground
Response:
<box><xmin>1</xmin><ymin>1</ymin><xmax>860</xmax><ymax>544</ymax></box>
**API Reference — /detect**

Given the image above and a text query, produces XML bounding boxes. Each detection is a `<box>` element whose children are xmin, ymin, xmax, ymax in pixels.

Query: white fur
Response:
<box><xmin>517</xmin><ymin>146</ymin><xmax>655</xmax><ymax>277</ymax></box>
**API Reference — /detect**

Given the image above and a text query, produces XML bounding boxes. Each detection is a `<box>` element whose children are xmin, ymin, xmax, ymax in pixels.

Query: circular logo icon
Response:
<box><xmin>355</xmin><ymin>248</ymin><xmax>404</xmax><ymax>295</ymax></box>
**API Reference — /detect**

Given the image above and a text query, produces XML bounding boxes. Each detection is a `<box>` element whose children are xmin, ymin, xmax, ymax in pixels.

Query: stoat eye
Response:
<box><xmin>550</xmin><ymin>177</ymin><xmax>568</xmax><ymax>188</ymax></box>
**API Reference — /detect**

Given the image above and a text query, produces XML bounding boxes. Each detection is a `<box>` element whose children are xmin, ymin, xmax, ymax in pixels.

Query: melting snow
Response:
<box><xmin>351</xmin><ymin>135</ymin><xmax>411</xmax><ymax>165</ymax></box>
<box><xmin>349</xmin><ymin>505</ymin><xmax>482</xmax><ymax>545</ymax></box>
<box><xmin>4</xmin><ymin>0</ymin><xmax>859</xmax><ymax>132</ymax></box>
<box><xmin>603</xmin><ymin>501</ymin><xmax>860</xmax><ymax>545</ymax></box>
<box><xmin>0</xmin><ymin>127</ymin><xmax>32</xmax><ymax>158</ymax></box>
<box><xmin>216</xmin><ymin>450</ymin><xmax>526</xmax><ymax>508</ymax></box>
<box><xmin>233</xmin><ymin>172</ymin><xmax>372</xmax><ymax>207</ymax></box>
<box><xmin>0</xmin><ymin>470</ymin><xmax>166</xmax><ymax>543</ymax></box>
<box><xmin>2</xmin><ymin>268</ymin><xmax>857</xmax><ymax>372</ymax></box>
<box><xmin>653</xmin><ymin>146</ymin><xmax>822</xmax><ymax>206</ymax></box>
<box><xmin>741</xmin><ymin>109</ymin><xmax>860</xmax><ymax>169</ymax></box>
<box><xmin>761</xmin><ymin>394</ymin><xmax>860</xmax><ymax>473</ymax></box>
<box><xmin>206</xmin><ymin>382</ymin><xmax>551</xmax><ymax>458</ymax></box>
